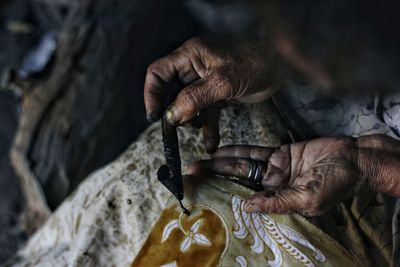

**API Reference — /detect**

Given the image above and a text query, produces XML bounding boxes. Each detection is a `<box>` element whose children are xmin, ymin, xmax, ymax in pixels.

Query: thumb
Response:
<box><xmin>166</xmin><ymin>74</ymin><xmax>232</xmax><ymax>125</ymax></box>
<box><xmin>244</xmin><ymin>189</ymin><xmax>301</xmax><ymax>214</ymax></box>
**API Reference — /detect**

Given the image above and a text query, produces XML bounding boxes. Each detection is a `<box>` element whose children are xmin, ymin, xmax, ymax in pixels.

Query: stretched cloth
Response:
<box><xmin>7</xmin><ymin>89</ymin><xmax>399</xmax><ymax>266</ymax></box>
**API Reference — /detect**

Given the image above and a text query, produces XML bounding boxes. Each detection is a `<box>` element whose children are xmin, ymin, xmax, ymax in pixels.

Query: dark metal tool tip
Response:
<box><xmin>178</xmin><ymin>200</ymin><xmax>190</xmax><ymax>216</ymax></box>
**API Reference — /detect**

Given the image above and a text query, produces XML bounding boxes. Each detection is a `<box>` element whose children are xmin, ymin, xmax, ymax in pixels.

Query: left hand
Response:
<box><xmin>187</xmin><ymin>136</ymin><xmax>399</xmax><ymax>216</ymax></box>
<box><xmin>144</xmin><ymin>37</ymin><xmax>284</xmax><ymax>152</ymax></box>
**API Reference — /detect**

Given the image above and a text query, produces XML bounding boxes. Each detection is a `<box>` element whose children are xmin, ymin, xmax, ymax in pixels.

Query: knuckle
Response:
<box><xmin>214</xmin><ymin>72</ymin><xmax>231</xmax><ymax>87</ymax></box>
<box><xmin>187</xmin><ymin>37</ymin><xmax>204</xmax><ymax>48</ymax></box>
<box><xmin>179</xmin><ymin>37</ymin><xmax>205</xmax><ymax>54</ymax></box>
<box><xmin>179</xmin><ymin>89</ymin><xmax>201</xmax><ymax>113</ymax></box>
<box><xmin>305</xmin><ymin>180</ymin><xmax>322</xmax><ymax>193</ymax></box>
<box><xmin>147</xmin><ymin>53</ymin><xmax>179</xmax><ymax>77</ymax></box>
<box><xmin>213</xmin><ymin>73</ymin><xmax>234</xmax><ymax>99</ymax></box>
<box><xmin>146</xmin><ymin>61</ymin><xmax>161</xmax><ymax>76</ymax></box>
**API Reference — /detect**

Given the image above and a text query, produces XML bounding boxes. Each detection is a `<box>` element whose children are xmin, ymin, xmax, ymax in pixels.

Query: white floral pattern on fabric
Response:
<box><xmin>162</xmin><ymin>220</ymin><xmax>179</xmax><ymax>243</ymax></box>
<box><xmin>231</xmin><ymin>196</ymin><xmax>326</xmax><ymax>267</ymax></box>
<box><xmin>235</xmin><ymin>255</ymin><xmax>248</xmax><ymax>267</ymax></box>
<box><xmin>162</xmin><ymin>218</ymin><xmax>211</xmax><ymax>253</ymax></box>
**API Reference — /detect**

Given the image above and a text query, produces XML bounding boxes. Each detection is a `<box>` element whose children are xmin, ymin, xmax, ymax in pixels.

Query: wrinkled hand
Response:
<box><xmin>187</xmin><ymin>135</ymin><xmax>400</xmax><ymax>216</ymax></box>
<box><xmin>144</xmin><ymin>37</ymin><xmax>283</xmax><ymax>152</ymax></box>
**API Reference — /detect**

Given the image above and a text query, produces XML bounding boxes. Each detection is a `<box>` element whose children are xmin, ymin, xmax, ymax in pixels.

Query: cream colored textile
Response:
<box><xmin>10</xmin><ymin>102</ymin><xmax>284</xmax><ymax>267</ymax></box>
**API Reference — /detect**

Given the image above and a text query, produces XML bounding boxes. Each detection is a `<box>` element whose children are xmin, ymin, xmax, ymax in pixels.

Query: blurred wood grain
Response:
<box><xmin>8</xmin><ymin>0</ymin><xmax>197</xmax><ymax>236</ymax></box>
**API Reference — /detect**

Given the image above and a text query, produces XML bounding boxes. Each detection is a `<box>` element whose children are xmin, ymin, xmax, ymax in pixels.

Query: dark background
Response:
<box><xmin>0</xmin><ymin>0</ymin><xmax>200</xmax><ymax>263</ymax></box>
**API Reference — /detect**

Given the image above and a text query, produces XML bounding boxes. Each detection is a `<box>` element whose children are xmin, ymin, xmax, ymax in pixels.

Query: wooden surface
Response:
<box><xmin>3</xmin><ymin>0</ymin><xmax>198</xmax><ymax>255</ymax></box>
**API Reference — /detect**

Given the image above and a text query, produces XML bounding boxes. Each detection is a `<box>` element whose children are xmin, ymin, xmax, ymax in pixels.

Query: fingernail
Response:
<box><xmin>146</xmin><ymin>113</ymin><xmax>159</xmax><ymax>123</ymax></box>
<box><xmin>244</xmin><ymin>202</ymin><xmax>261</xmax><ymax>213</ymax></box>
<box><xmin>165</xmin><ymin>109</ymin><xmax>175</xmax><ymax>125</ymax></box>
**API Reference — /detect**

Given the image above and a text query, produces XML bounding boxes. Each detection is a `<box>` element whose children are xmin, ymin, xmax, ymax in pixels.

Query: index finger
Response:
<box><xmin>144</xmin><ymin>52</ymin><xmax>200</xmax><ymax>122</ymax></box>
<box><xmin>212</xmin><ymin>145</ymin><xmax>275</xmax><ymax>162</ymax></box>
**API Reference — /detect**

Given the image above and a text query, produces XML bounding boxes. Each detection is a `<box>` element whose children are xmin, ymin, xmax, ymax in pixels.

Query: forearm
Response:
<box><xmin>357</xmin><ymin>134</ymin><xmax>400</xmax><ymax>197</ymax></box>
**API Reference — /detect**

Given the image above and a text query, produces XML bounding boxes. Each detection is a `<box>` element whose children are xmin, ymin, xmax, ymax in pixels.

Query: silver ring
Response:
<box><xmin>247</xmin><ymin>161</ymin><xmax>256</xmax><ymax>180</ymax></box>
<box><xmin>247</xmin><ymin>160</ymin><xmax>264</xmax><ymax>184</ymax></box>
<box><xmin>254</xmin><ymin>161</ymin><xmax>264</xmax><ymax>183</ymax></box>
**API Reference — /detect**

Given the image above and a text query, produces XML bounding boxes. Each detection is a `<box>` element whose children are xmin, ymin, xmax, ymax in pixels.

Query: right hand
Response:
<box><xmin>144</xmin><ymin>37</ymin><xmax>285</xmax><ymax>152</ymax></box>
<box><xmin>187</xmin><ymin>134</ymin><xmax>400</xmax><ymax>216</ymax></box>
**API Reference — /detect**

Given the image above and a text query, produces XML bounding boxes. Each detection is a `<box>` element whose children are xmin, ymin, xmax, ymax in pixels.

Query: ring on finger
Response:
<box><xmin>247</xmin><ymin>160</ymin><xmax>264</xmax><ymax>184</ymax></box>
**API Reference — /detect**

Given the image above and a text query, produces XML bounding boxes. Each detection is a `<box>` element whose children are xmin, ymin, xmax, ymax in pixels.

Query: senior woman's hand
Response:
<box><xmin>144</xmin><ymin>37</ymin><xmax>284</xmax><ymax>152</ymax></box>
<box><xmin>187</xmin><ymin>134</ymin><xmax>400</xmax><ymax>216</ymax></box>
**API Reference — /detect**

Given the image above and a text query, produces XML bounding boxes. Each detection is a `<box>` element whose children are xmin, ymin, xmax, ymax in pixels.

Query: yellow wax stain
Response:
<box><xmin>131</xmin><ymin>204</ymin><xmax>226</xmax><ymax>267</ymax></box>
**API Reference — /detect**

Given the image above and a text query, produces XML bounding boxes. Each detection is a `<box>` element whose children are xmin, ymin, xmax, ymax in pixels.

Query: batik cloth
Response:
<box><xmin>6</xmin><ymin>88</ymin><xmax>400</xmax><ymax>266</ymax></box>
<box><xmin>132</xmin><ymin>176</ymin><xmax>359</xmax><ymax>267</ymax></box>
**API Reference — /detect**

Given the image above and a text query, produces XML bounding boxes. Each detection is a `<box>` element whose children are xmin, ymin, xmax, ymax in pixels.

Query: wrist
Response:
<box><xmin>356</xmin><ymin>135</ymin><xmax>400</xmax><ymax>197</ymax></box>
